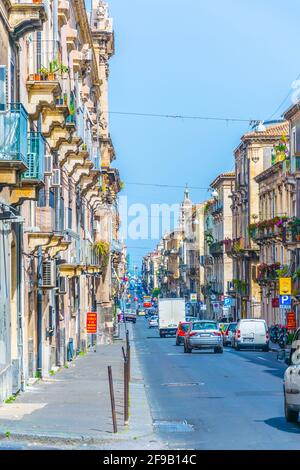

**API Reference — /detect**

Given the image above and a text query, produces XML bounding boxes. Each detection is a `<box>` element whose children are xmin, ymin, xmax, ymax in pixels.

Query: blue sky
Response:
<box><xmin>88</xmin><ymin>0</ymin><xmax>300</xmax><ymax>268</ymax></box>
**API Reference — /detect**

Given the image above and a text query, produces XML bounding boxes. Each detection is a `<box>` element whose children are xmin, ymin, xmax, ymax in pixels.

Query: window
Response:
<box><xmin>0</xmin><ymin>66</ymin><xmax>7</xmax><ymax>111</ymax></box>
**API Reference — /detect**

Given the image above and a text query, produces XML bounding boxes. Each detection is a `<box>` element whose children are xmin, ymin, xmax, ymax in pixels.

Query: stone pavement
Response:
<box><xmin>0</xmin><ymin>322</ymin><xmax>165</xmax><ymax>449</ymax></box>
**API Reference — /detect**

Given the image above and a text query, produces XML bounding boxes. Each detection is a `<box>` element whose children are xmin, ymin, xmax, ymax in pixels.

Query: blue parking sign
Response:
<box><xmin>224</xmin><ymin>297</ymin><xmax>231</xmax><ymax>307</ymax></box>
<box><xmin>279</xmin><ymin>295</ymin><xmax>291</xmax><ymax>307</ymax></box>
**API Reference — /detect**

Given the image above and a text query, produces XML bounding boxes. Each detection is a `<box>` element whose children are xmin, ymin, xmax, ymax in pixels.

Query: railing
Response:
<box><xmin>0</xmin><ymin>103</ymin><xmax>28</xmax><ymax>164</ymax></box>
<box><xmin>27</xmin><ymin>39</ymin><xmax>61</xmax><ymax>80</ymax></box>
<box><xmin>211</xmin><ymin>202</ymin><xmax>223</xmax><ymax>215</ymax></box>
<box><xmin>22</xmin><ymin>131</ymin><xmax>45</xmax><ymax>180</ymax></box>
<box><xmin>209</xmin><ymin>241</ymin><xmax>223</xmax><ymax>256</ymax></box>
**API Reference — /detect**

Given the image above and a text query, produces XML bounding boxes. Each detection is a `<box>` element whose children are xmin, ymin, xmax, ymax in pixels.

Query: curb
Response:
<box><xmin>0</xmin><ymin>429</ymin><xmax>155</xmax><ymax>447</ymax></box>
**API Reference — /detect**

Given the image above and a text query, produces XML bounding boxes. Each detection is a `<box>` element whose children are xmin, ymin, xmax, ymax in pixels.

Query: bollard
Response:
<box><xmin>108</xmin><ymin>366</ymin><xmax>117</xmax><ymax>433</ymax></box>
<box><xmin>126</xmin><ymin>330</ymin><xmax>131</xmax><ymax>382</ymax></box>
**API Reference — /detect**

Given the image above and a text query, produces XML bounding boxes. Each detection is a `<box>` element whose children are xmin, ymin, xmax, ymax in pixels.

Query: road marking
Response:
<box><xmin>257</xmin><ymin>356</ymin><xmax>267</xmax><ymax>361</ymax></box>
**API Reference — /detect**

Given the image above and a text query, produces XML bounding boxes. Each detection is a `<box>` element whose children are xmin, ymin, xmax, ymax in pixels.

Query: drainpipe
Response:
<box><xmin>53</xmin><ymin>0</ymin><xmax>58</xmax><ymax>54</ymax></box>
<box><xmin>37</xmin><ymin>246</ymin><xmax>43</xmax><ymax>373</ymax></box>
<box><xmin>16</xmin><ymin>217</ymin><xmax>25</xmax><ymax>391</ymax></box>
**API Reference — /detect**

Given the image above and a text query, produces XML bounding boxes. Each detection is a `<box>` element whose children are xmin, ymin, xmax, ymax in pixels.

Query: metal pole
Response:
<box><xmin>126</xmin><ymin>330</ymin><xmax>130</xmax><ymax>381</ymax></box>
<box><xmin>124</xmin><ymin>357</ymin><xmax>129</xmax><ymax>425</ymax></box>
<box><xmin>108</xmin><ymin>366</ymin><xmax>117</xmax><ymax>433</ymax></box>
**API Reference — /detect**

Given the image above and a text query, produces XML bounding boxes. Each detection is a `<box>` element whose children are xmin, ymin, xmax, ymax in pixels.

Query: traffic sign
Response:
<box><xmin>279</xmin><ymin>278</ymin><xmax>292</xmax><ymax>295</ymax></box>
<box><xmin>190</xmin><ymin>293</ymin><xmax>197</xmax><ymax>303</ymax></box>
<box><xmin>86</xmin><ymin>312</ymin><xmax>97</xmax><ymax>333</ymax></box>
<box><xmin>280</xmin><ymin>295</ymin><xmax>291</xmax><ymax>307</ymax></box>
<box><xmin>286</xmin><ymin>312</ymin><xmax>296</xmax><ymax>329</ymax></box>
<box><xmin>224</xmin><ymin>297</ymin><xmax>231</xmax><ymax>307</ymax></box>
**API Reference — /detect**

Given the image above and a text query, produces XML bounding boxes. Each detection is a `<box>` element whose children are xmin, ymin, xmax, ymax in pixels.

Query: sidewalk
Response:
<box><xmin>0</xmin><ymin>323</ymin><xmax>164</xmax><ymax>449</ymax></box>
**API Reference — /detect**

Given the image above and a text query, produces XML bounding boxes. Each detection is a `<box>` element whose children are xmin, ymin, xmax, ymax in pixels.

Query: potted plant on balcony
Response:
<box><xmin>38</xmin><ymin>66</ymin><xmax>48</xmax><ymax>81</ymax></box>
<box><xmin>33</xmin><ymin>0</ymin><xmax>42</xmax><ymax>4</ymax></box>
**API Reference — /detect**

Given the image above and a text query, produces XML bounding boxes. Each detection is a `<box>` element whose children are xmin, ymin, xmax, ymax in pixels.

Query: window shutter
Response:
<box><xmin>0</xmin><ymin>66</ymin><xmax>7</xmax><ymax>111</ymax></box>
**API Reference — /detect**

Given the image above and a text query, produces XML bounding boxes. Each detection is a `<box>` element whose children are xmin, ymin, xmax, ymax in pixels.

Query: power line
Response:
<box><xmin>125</xmin><ymin>182</ymin><xmax>209</xmax><ymax>190</ymax></box>
<box><xmin>108</xmin><ymin>111</ymin><xmax>260</xmax><ymax>124</ymax></box>
<box><xmin>268</xmin><ymin>72</ymin><xmax>300</xmax><ymax>119</ymax></box>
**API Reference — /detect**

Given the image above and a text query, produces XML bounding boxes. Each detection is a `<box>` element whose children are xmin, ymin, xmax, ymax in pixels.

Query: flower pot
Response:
<box><xmin>34</xmin><ymin>73</ymin><xmax>41</xmax><ymax>81</ymax></box>
<box><xmin>296</xmin><ymin>235</ymin><xmax>300</xmax><ymax>242</ymax></box>
<box><xmin>33</xmin><ymin>0</ymin><xmax>42</xmax><ymax>4</ymax></box>
<box><xmin>29</xmin><ymin>74</ymin><xmax>35</xmax><ymax>81</ymax></box>
<box><xmin>48</xmin><ymin>73</ymin><xmax>56</xmax><ymax>81</ymax></box>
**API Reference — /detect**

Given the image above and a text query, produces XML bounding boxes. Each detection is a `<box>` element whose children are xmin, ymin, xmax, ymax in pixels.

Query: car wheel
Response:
<box><xmin>183</xmin><ymin>342</ymin><xmax>187</xmax><ymax>353</ymax></box>
<box><xmin>187</xmin><ymin>346</ymin><xmax>192</xmax><ymax>353</ymax></box>
<box><xmin>285</xmin><ymin>398</ymin><xmax>299</xmax><ymax>422</ymax></box>
<box><xmin>235</xmin><ymin>343</ymin><xmax>240</xmax><ymax>351</ymax></box>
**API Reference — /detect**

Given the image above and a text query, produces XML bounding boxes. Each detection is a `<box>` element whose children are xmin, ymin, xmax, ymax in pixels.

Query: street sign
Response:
<box><xmin>279</xmin><ymin>295</ymin><xmax>291</xmax><ymax>307</ymax></box>
<box><xmin>86</xmin><ymin>312</ymin><xmax>97</xmax><ymax>333</ymax></box>
<box><xmin>190</xmin><ymin>293</ymin><xmax>197</xmax><ymax>303</ymax></box>
<box><xmin>210</xmin><ymin>294</ymin><xmax>216</xmax><ymax>301</ymax></box>
<box><xmin>286</xmin><ymin>312</ymin><xmax>297</xmax><ymax>329</ymax></box>
<box><xmin>224</xmin><ymin>297</ymin><xmax>231</xmax><ymax>307</ymax></box>
<box><xmin>279</xmin><ymin>278</ymin><xmax>292</xmax><ymax>295</ymax></box>
<box><xmin>272</xmin><ymin>298</ymin><xmax>279</xmax><ymax>308</ymax></box>
<box><xmin>200</xmin><ymin>304</ymin><xmax>207</xmax><ymax>311</ymax></box>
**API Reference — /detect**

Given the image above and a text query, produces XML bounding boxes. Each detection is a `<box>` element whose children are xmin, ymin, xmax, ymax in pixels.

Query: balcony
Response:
<box><xmin>224</xmin><ymin>237</ymin><xmax>259</xmax><ymax>259</ymax></box>
<box><xmin>0</xmin><ymin>103</ymin><xmax>28</xmax><ymax>185</ymax></box>
<box><xmin>70</xmin><ymin>50</ymin><xmax>84</xmax><ymax>73</ymax></box>
<box><xmin>11</xmin><ymin>131</ymin><xmax>45</xmax><ymax>205</ymax></box>
<box><xmin>57</xmin><ymin>0</ymin><xmax>69</xmax><ymax>27</ymax></box>
<box><xmin>282</xmin><ymin>222</ymin><xmax>300</xmax><ymax>247</ymax></box>
<box><xmin>249</xmin><ymin>218</ymin><xmax>286</xmax><ymax>244</ymax></box>
<box><xmin>9</xmin><ymin>0</ymin><xmax>48</xmax><ymax>39</ymax></box>
<box><xmin>256</xmin><ymin>263</ymin><xmax>281</xmax><ymax>285</ymax></box>
<box><xmin>211</xmin><ymin>202</ymin><xmax>223</xmax><ymax>216</ymax></box>
<box><xmin>209</xmin><ymin>241</ymin><xmax>223</xmax><ymax>256</ymax></box>
<box><xmin>66</xmin><ymin>27</ymin><xmax>77</xmax><ymax>52</ymax></box>
<box><xmin>26</xmin><ymin>40</ymin><xmax>62</xmax><ymax>118</ymax></box>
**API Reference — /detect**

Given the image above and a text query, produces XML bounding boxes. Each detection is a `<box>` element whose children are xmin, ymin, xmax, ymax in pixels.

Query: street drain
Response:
<box><xmin>161</xmin><ymin>382</ymin><xmax>203</xmax><ymax>387</ymax></box>
<box><xmin>153</xmin><ymin>420</ymin><xmax>194</xmax><ymax>433</ymax></box>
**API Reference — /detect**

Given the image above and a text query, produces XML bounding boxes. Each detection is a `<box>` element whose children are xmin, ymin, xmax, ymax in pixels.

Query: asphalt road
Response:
<box><xmin>133</xmin><ymin>317</ymin><xmax>300</xmax><ymax>450</ymax></box>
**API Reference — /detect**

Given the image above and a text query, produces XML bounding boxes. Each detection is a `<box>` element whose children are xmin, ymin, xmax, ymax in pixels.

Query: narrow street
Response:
<box><xmin>133</xmin><ymin>318</ymin><xmax>300</xmax><ymax>450</ymax></box>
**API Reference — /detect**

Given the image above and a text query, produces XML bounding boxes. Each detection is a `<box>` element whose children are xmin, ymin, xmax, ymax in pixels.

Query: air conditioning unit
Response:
<box><xmin>50</xmin><ymin>168</ymin><xmax>61</xmax><ymax>187</ymax></box>
<box><xmin>44</xmin><ymin>154</ymin><xmax>53</xmax><ymax>175</ymax></box>
<box><xmin>41</xmin><ymin>260</ymin><xmax>56</xmax><ymax>289</ymax></box>
<box><xmin>84</xmin><ymin>49</ymin><xmax>93</xmax><ymax>61</ymax></box>
<box><xmin>58</xmin><ymin>276</ymin><xmax>67</xmax><ymax>294</ymax></box>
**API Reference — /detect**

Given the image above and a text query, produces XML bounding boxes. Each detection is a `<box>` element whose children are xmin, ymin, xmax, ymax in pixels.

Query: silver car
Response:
<box><xmin>148</xmin><ymin>315</ymin><xmax>159</xmax><ymax>328</ymax></box>
<box><xmin>184</xmin><ymin>320</ymin><xmax>223</xmax><ymax>354</ymax></box>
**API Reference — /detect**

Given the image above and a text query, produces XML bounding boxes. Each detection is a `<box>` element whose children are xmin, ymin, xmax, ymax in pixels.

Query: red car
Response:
<box><xmin>176</xmin><ymin>321</ymin><xmax>191</xmax><ymax>345</ymax></box>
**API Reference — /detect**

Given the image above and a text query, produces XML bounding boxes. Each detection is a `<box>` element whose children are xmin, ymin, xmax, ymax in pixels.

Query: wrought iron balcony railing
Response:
<box><xmin>0</xmin><ymin>103</ymin><xmax>28</xmax><ymax>164</ymax></box>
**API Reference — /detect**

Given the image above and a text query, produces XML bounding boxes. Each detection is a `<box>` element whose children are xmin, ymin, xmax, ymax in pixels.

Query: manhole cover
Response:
<box><xmin>235</xmin><ymin>391</ymin><xmax>281</xmax><ymax>397</ymax></box>
<box><xmin>153</xmin><ymin>420</ymin><xmax>194</xmax><ymax>433</ymax></box>
<box><xmin>161</xmin><ymin>382</ymin><xmax>204</xmax><ymax>387</ymax></box>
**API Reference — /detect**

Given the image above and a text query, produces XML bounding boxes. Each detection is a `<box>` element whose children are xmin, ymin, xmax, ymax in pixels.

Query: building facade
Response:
<box><xmin>0</xmin><ymin>0</ymin><xmax>123</xmax><ymax>402</ymax></box>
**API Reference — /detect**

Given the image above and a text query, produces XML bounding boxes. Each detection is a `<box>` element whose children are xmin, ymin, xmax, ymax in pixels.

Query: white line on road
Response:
<box><xmin>257</xmin><ymin>356</ymin><xmax>267</xmax><ymax>361</ymax></box>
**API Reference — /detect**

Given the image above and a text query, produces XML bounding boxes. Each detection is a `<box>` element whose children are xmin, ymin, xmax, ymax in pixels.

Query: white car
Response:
<box><xmin>232</xmin><ymin>319</ymin><xmax>269</xmax><ymax>351</ymax></box>
<box><xmin>148</xmin><ymin>315</ymin><xmax>159</xmax><ymax>328</ymax></box>
<box><xmin>283</xmin><ymin>328</ymin><xmax>300</xmax><ymax>422</ymax></box>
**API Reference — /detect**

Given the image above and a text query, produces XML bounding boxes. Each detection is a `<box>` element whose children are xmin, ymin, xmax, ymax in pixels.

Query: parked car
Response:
<box><xmin>223</xmin><ymin>322</ymin><xmax>237</xmax><ymax>346</ymax></box>
<box><xmin>282</xmin><ymin>327</ymin><xmax>300</xmax><ymax>422</ymax></box>
<box><xmin>184</xmin><ymin>320</ymin><xmax>223</xmax><ymax>354</ymax></box>
<box><xmin>175</xmin><ymin>321</ymin><xmax>191</xmax><ymax>345</ymax></box>
<box><xmin>124</xmin><ymin>309</ymin><xmax>136</xmax><ymax>324</ymax></box>
<box><xmin>232</xmin><ymin>319</ymin><xmax>269</xmax><ymax>351</ymax></box>
<box><xmin>148</xmin><ymin>315</ymin><xmax>159</xmax><ymax>328</ymax></box>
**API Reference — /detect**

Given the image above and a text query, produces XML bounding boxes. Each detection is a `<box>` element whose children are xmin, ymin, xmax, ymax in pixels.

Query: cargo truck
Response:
<box><xmin>158</xmin><ymin>298</ymin><xmax>185</xmax><ymax>337</ymax></box>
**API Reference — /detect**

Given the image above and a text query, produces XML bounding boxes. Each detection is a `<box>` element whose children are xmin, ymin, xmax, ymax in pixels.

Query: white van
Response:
<box><xmin>232</xmin><ymin>319</ymin><xmax>269</xmax><ymax>351</ymax></box>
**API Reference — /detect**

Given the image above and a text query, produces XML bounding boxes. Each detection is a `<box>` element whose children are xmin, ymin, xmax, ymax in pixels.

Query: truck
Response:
<box><xmin>158</xmin><ymin>298</ymin><xmax>185</xmax><ymax>338</ymax></box>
